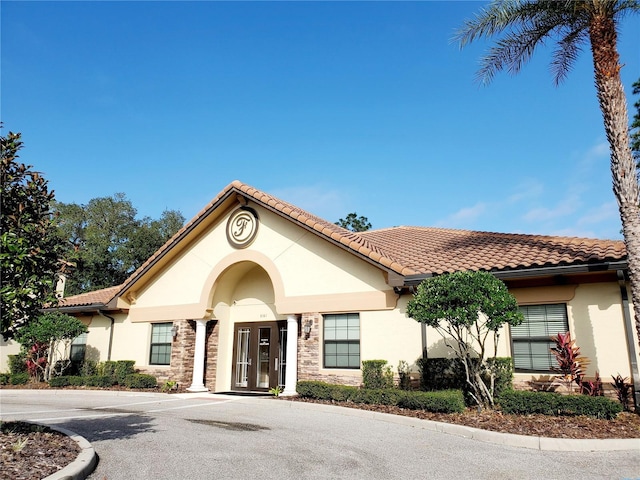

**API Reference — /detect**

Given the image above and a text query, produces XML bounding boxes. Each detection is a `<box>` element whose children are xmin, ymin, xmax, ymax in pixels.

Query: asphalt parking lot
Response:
<box><xmin>1</xmin><ymin>389</ymin><xmax>638</xmax><ymax>480</ymax></box>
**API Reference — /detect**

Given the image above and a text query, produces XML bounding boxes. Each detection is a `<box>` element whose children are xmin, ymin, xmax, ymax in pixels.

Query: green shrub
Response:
<box><xmin>418</xmin><ymin>357</ymin><xmax>513</xmax><ymax>404</ymax></box>
<box><xmin>352</xmin><ymin>388</ymin><xmax>401</xmax><ymax>405</ymax></box>
<box><xmin>68</xmin><ymin>376</ymin><xmax>85</xmax><ymax>386</ymax></box>
<box><xmin>66</xmin><ymin>360</ymin><xmax>98</xmax><ymax>377</ymax></box>
<box><xmin>417</xmin><ymin>357</ymin><xmax>466</xmax><ymax>391</ymax></box>
<box><xmin>49</xmin><ymin>376</ymin><xmax>70</xmax><ymax>387</ymax></box>
<box><xmin>98</xmin><ymin>361</ymin><xmax>117</xmax><ymax>378</ymax></box>
<box><xmin>50</xmin><ymin>375</ymin><xmax>86</xmax><ymax>387</ymax></box>
<box><xmin>328</xmin><ymin>384</ymin><xmax>358</xmax><ymax>402</ymax></box>
<box><xmin>362</xmin><ymin>360</ymin><xmax>394</xmax><ymax>390</ymax></box>
<box><xmin>8</xmin><ymin>354</ymin><xmax>27</xmax><ymax>374</ymax></box>
<box><xmin>296</xmin><ymin>380</ymin><xmax>338</xmax><ymax>400</ymax></box>
<box><xmin>124</xmin><ymin>373</ymin><xmax>157</xmax><ymax>389</ymax></box>
<box><xmin>397</xmin><ymin>360</ymin><xmax>412</xmax><ymax>390</ymax></box>
<box><xmin>397</xmin><ymin>390</ymin><xmax>466</xmax><ymax>413</ymax></box>
<box><xmin>9</xmin><ymin>373</ymin><xmax>29</xmax><ymax>385</ymax></box>
<box><xmin>498</xmin><ymin>390</ymin><xmax>622</xmax><ymax>419</ymax></box>
<box><xmin>296</xmin><ymin>380</ymin><xmax>465</xmax><ymax>414</ymax></box>
<box><xmin>0</xmin><ymin>373</ymin><xmax>10</xmax><ymax>385</ymax></box>
<box><xmin>84</xmin><ymin>375</ymin><xmax>116</xmax><ymax>388</ymax></box>
<box><xmin>114</xmin><ymin>361</ymin><xmax>136</xmax><ymax>384</ymax></box>
<box><xmin>96</xmin><ymin>360</ymin><xmax>136</xmax><ymax>384</ymax></box>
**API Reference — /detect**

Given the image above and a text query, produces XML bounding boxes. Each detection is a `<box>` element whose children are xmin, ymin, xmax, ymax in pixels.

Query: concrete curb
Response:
<box><xmin>30</xmin><ymin>423</ymin><xmax>98</xmax><ymax>480</ymax></box>
<box><xmin>277</xmin><ymin>398</ymin><xmax>640</xmax><ymax>452</ymax></box>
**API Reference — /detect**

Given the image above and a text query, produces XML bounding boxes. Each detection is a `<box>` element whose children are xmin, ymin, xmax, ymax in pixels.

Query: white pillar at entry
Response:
<box><xmin>282</xmin><ymin>315</ymin><xmax>299</xmax><ymax>396</ymax></box>
<box><xmin>187</xmin><ymin>319</ymin><xmax>209</xmax><ymax>392</ymax></box>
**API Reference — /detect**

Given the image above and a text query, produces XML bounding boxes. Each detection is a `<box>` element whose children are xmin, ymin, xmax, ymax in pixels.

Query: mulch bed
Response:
<box><xmin>290</xmin><ymin>397</ymin><xmax>640</xmax><ymax>439</ymax></box>
<box><xmin>0</xmin><ymin>422</ymin><xmax>79</xmax><ymax>480</ymax></box>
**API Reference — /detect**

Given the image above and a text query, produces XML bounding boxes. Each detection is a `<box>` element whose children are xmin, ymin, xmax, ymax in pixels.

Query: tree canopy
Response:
<box><xmin>1</xmin><ymin>130</ymin><xmax>61</xmax><ymax>340</ymax></box>
<box><xmin>54</xmin><ymin>195</ymin><xmax>185</xmax><ymax>295</ymax></box>
<box><xmin>336</xmin><ymin>213</ymin><xmax>372</xmax><ymax>232</ymax></box>
<box><xmin>407</xmin><ymin>271</ymin><xmax>523</xmax><ymax>407</ymax></box>
<box><xmin>14</xmin><ymin>311</ymin><xmax>88</xmax><ymax>381</ymax></box>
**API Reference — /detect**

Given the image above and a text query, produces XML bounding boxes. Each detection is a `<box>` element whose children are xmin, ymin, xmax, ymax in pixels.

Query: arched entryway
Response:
<box><xmin>204</xmin><ymin>260</ymin><xmax>298</xmax><ymax>393</ymax></box>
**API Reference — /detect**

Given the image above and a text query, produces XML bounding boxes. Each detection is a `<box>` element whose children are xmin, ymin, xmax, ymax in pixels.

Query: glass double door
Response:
<box><xmin>232</xmin><ymin>321</ymin><xmax>287</xmax><ymax>392</ymax></box>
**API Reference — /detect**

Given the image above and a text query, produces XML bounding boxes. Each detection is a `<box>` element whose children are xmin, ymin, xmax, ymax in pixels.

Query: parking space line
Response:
<box><xmin>5</xmin><ymin>411</ymin><xmax>134</xmax><ymax>422</ymax></box>
<box><xmin>147</xmin><ymin>399</ymin><xmax>236</xmax><ymax>412</ymax></box>
<box><xmin>93</xmin><ymin>398</ymin><xmax>183</xmax><ymax>410</ymax></box>
<box><xmin>0</xmin><ymin>408</ymin><xmax>82</xmax><ymax>416</ymax></box>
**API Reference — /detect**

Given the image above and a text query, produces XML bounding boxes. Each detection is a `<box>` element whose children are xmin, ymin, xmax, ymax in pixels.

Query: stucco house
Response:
<box><xmin>2</xmin><ymin>180</ymin><xmax>639</xmax><ymax>404</ymax></box>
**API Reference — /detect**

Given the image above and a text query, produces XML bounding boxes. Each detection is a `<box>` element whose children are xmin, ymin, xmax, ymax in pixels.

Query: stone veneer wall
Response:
<box><xmin>138</xmin><ymin>318</ymin><xmax>194</xmax><ymax>389</ymax></box>
<box><xmin>204</xmin><ymin>320</ymin><xmax>219</xmax><ymax>390</ymax></box>
<box><xmin>138</xmin><ymin>319</ymin><xmax>219</xmax><ymax>391</ymax></box>
<box><xmin>297</xmin><ymin>312</ymin><xmax>361</xmax><ymax>387</ymax></box>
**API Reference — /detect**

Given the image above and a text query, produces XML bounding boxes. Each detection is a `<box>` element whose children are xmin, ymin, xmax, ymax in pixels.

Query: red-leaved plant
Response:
<box><xmin>580</xmin><ymin>370</ymin><xmax>603</xmax><ymax>397</ymax></box>
<box><xmin>611</xmin><ymin>374</ymin><xmax>633</xmax><ymax>411</ymax></box>
<box><xmin>26</xmin><ymin>342</ymin><xmax>48</xmax><ymax>382</ymax></box>
<box><xmin>550</xmin><ymin>331</ymin><xmax>590</xmax><ymax>393</ymax></box>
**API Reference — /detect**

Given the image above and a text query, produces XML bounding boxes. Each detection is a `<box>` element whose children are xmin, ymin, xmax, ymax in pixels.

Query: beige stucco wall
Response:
<box><xmin>128</xmin><ymin>205</ymin><xmax>392</xmax><ymax>321</ymax></box>
<box><xmin>509</xmin><ymin>281</ymin><xmax>638</xmax><ymax>383</ymax></box>
<box><xmin>0</xmin><ymin>339</ymin><xmax>21</xmax><ymax>372</ymax></box>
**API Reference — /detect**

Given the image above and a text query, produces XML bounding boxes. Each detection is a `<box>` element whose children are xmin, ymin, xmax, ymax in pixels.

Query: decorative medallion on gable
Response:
<box><xmin>226</xmin><ymin>207</ymin><xmax>259</xmax><ymax>249</ymax></box>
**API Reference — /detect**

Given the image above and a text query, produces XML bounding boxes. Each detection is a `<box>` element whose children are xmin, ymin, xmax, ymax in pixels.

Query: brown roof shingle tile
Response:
<box><xmin>58</xmin><ymin>285</ymin><xmax>122</xmax><ymax>309</ymax></box>
<box><xmin>358</xmin><ymin>226</ymin><xmax>626</xmax><ymax>275</ymax></box>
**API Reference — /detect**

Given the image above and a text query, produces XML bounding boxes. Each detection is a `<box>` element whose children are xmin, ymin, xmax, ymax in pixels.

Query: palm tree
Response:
<box><xmin>455</xmin><ymin>0</ymin><xmax>640</xmax><ymax>348</ymax></box>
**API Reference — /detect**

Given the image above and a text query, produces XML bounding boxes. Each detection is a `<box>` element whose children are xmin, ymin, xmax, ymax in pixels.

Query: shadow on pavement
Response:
<box><xmin>53</xmin><ymin>413</ymin><xmax>157</xmax><ymax>442</ymax></box>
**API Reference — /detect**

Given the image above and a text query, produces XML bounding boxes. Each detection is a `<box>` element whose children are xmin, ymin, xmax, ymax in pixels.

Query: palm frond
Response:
<box><xmin>457</xmin><ymin>0</ymin><xmax>597</xmax><ymax>85</ymax></box>
<box><xmin>550</xmin><ymin>27</ymin><xmax>588</xmax><ymax>85</ymax></box>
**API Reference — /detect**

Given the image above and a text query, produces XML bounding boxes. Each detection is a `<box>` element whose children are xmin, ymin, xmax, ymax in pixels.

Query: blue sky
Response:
<box><xmin>2</xmin><ymin>1</ymin><xmax>639</xmax><ymax>240</ymax></box>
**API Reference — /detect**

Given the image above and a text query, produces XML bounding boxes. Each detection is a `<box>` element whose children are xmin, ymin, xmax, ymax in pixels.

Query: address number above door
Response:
<box><xmin>226</xmin><ymin>207</ymin><xmax>259</xmax><ymax>249</ymax></box>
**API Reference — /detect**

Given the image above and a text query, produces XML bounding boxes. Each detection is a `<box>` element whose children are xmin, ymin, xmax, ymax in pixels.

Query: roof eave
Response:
<box><xmin>401</xmin><ymin>260</ymin><xmax>628</xmax><ymax>286</ymax></box>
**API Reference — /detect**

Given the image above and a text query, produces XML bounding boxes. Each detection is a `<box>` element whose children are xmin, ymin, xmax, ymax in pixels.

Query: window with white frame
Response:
<box><xmin>511</xmin><ymin>304</ymin><xmax>569</xmax><ymax>372</ymax></box>
<box><xmin>70</xmin><ymin>332</ymin><xmax>87</xmax><ymax>363</ymax></box>
<box><xmin>149</xmin><ymin>323</ymin><xmax>172</xmax><ymax>366</ymax></box>
<box><xmin>323</xmin><ymin>313</ymin><xmax>360</xmax><ymax>369</ymax></box>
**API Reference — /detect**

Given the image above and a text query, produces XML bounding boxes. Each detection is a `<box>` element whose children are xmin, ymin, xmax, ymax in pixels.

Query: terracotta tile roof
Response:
<box><xmin>56</xmin><ymin>181</ymin><xmax>627</xmax><ymax>309</ymax></box>
<box><xmin>358</xmin><ymin>226</ymin><xmax>626</xmax><ymax>275</ymax></box>
<box><xmin>230</xmin><ymin>181</ymin><xmax>413</xmax><ymax>275</ymax></box>
<box><xmin>58</xmin><ymin>285</ymin><xmax>122</xmax><ymax>309</ymax></box>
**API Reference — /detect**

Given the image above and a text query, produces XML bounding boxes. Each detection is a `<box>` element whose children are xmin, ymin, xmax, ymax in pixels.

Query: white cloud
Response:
<box><xmin>436</xmin><ymin>202</ymin><xmax>488</xmax><ymax>228</ymax></box>
<box><xmin>507</xmin><ymin>179</ymin><xmax>544</xmax><ymax>204</ymax></box>
<box><xmin>522</xmin><ymin>193</ymin><xmax>581</xmax><ymax>222</ymax></box>
<box><xmin>583</xmin><ymin>141</ymin><xmax>609</xmax><ymax>163</ymax></box>
<box><xmin>577</xmin><ymin>201</ymin><xmax>618</xmax><ymax>226</ymax></box>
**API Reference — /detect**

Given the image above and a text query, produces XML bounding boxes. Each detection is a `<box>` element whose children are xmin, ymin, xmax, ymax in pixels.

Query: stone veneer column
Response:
<box><xmin>282</xmin><ymin>315</ymin><xmax>299</xmax><ymax>396</ymax></box>
<box><xmin>187</xmin><ymin>319</ymin><xmax>209</xmax><ymax>392</ymax></box>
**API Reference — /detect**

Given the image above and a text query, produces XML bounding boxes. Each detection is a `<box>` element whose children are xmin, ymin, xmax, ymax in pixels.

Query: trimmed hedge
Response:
<box><xmin>49</xmin><ymin>376</ymin><xmax>70</xmax><ymax>387</ymax></box>
<box><xmin>98</xmin><ymin>360</ymin><xmax>136</xmax><ymax>384</ymax></box>
<box><xmin>84</xmin><ymin>375</ymin><xmax>117</xmax><ymax>388</ymax></box>
<box><xmin>296</xmin><ymin>380</ymin><xmax>465</xmax><ymax>414</ymax></box>
<box><xmin>9</xmin><ymin>373</ymin><xmax>29</xmax><ymax>385</ymax></box>
<box><xmin>397</xmin><ymin>390</ymin><xmax>466</xmax><ymax>413</ymax></box>
<box><xmin>124</xmin><ymin>373</ymin><xmax>157</xmax><ymax>389</ymax></box>
<box><xmin>498</xmin><ymin>390</ymin><xmax>622</xmax><ymax>419</ymax></box>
